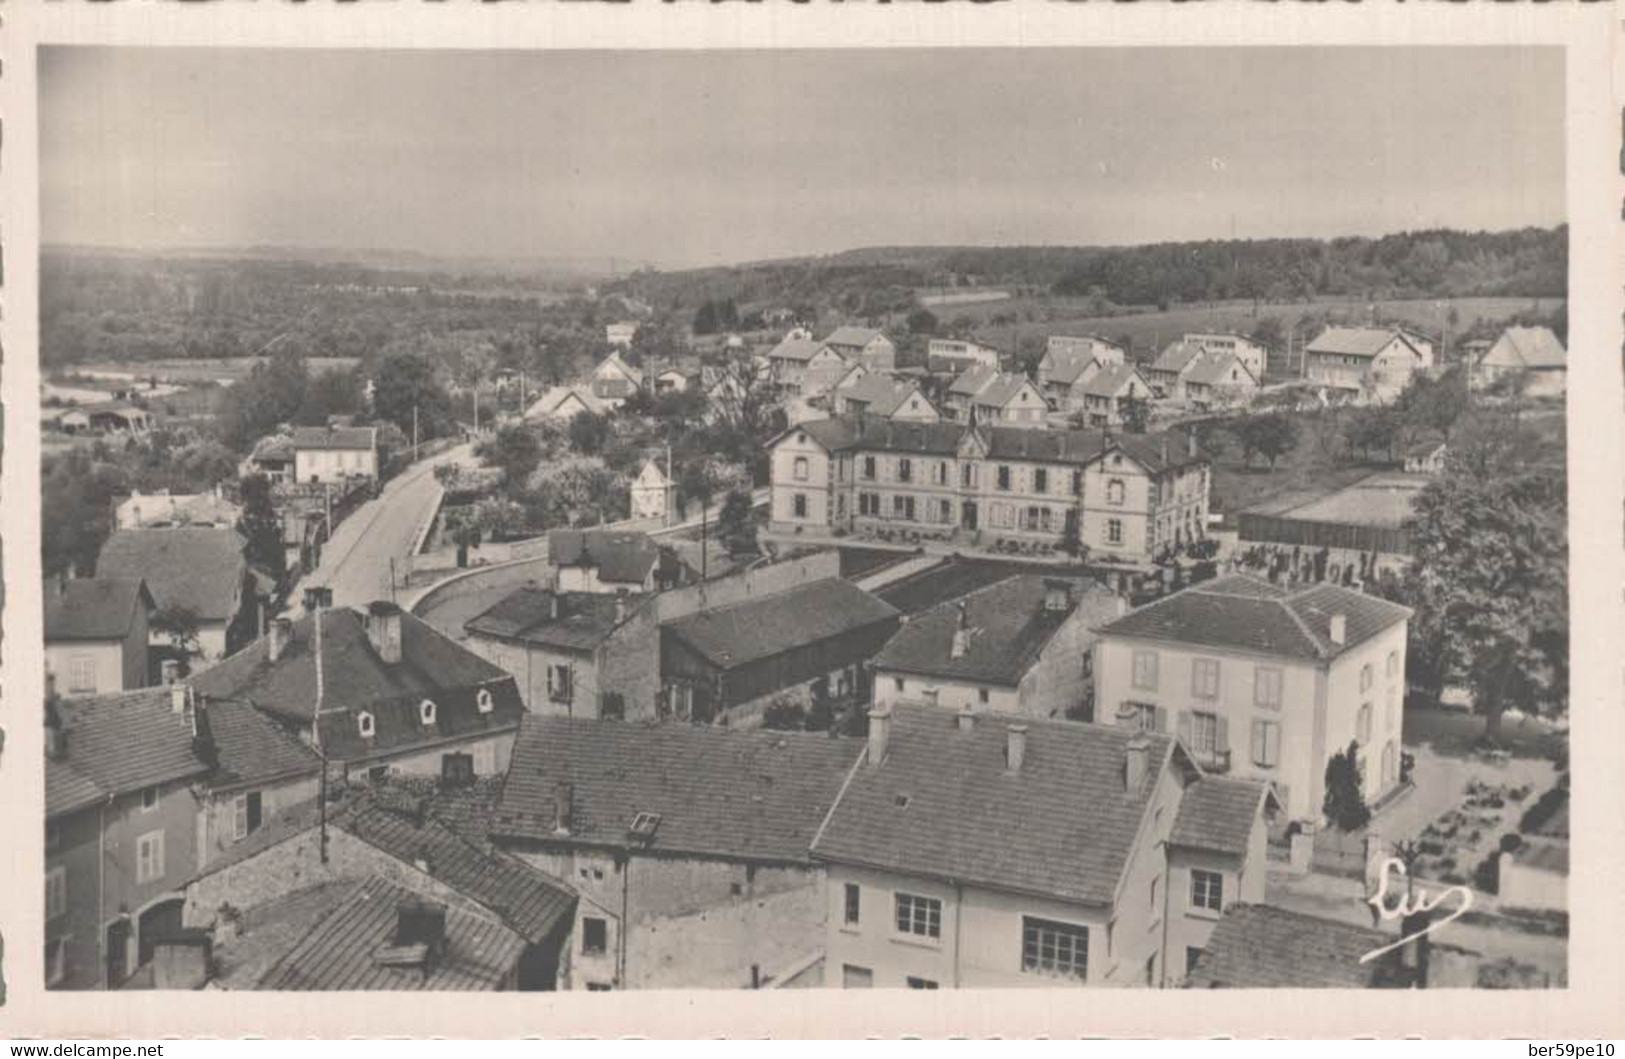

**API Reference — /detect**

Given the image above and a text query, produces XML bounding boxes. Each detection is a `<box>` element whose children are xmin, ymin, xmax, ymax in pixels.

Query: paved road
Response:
<box><xmin>289</xmin><ymin>443</ymin><xmax>473</xmax><ymax>616</ymax></box>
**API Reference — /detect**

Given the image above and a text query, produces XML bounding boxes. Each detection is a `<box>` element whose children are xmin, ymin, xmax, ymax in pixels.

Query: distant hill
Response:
<box><xmin>44</xmin><ymin>243</ymin><xmax>639</xmax><ymax>283</ymax></box>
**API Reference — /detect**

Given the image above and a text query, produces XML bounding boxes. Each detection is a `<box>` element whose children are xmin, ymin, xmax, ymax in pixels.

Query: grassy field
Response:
<box><xmin>75</xmin><ymin>356</ymin><xmax>362</xmax><ymax>385</ymax></box>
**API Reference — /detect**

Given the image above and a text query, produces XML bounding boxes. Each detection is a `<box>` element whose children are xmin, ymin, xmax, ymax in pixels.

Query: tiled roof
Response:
<box><xmin>97</xmin><ymin>527</ymin><xmax>247</xmax><ymax>622</ymax></box>
<box><xmin>491</xmin><ymin>716</ymin><xmax>861</xmax><ymax>862</ymax></box>
<box><xmin>1168</xmin><ymin>776</ymin><xmax>1268</xmax><ymax>855</ymax></box>
<box><xmin>872</xmin><ymin>575</ymin><xmax>1122</xmax><ymax>688</ymax></box>
<box><xmin>257</xmin><ymin>878</ymin><xmax>527</xmax><ymax>991</ymax></box>
<box><xmin>1185</xmin><ymin>904</ymin><xmax>1390</xmax><ymax>988</ymax></box>
<box><xmin>43</xmin><ymin>577</ymin><xmax>152</xmax><ymax>641</ymax></box>
<box><xmin>206</xmin><ymin>698</ymin><xmax>322</xmax><ymax>791</ymax></box>
<box><xmin>46</xmin><ymin>757</ymin><xmax>109</xmax><ymax>819</ymax></box>
<box><xmin>974</xmin><ymin>373</ymin><xmax>1040</xmax><ymax>410</ymax></box>
<box><xmin>661</xmin><ymin>578</ymin><xmax>900</xmax><ymax>671</ymax></box>
<box><xmin>526</xmin><ymin>386</ymin><xmax>608</xmax><ymax>420</ymax></box>
<box><xmin>192</xmin><ymin>607</ymin><xmax>524</xmax><ymax>762</ymax></box>
<box><xmin>1494</xmin><ymin>326</ymin><xmax>1567</xmax><ymax>370</ymax></box>
<box><xmin>1046</xmin><ymin>351</ymin><xmax>1101</xmax><ymax>387</ymax></box>
<box><xmin>1151</xmin><ymin>340</ymin><xmax>1205</xmax><ymax>375</ymax></box>
<box><xmin>465</xmin><ymin>588</ymin><xmax>643</xmax><ymax>654</ymax></box>
<box><xmin>811</xmin><ymin>706</ymin><xmax>1174</xmax><ymax>906</ymax></box>
<box><xmin>768</xmin><ymin>337</ymin><xmax>834</xmax><ymax>363</ymax></box>
<box><xmin>48</xmin><ymin>688</ymin><xmax>212</xmax><ymax>815</ymax></box>
<box><xmin>548</xmin><ymin>528</ymin><xmax>661</xmax><ymax>584</ymax></box>
<box><xmin>1096</xmin><ymin>574</ymin><xmax>1410</xmax><ymax>662</ymax></box>
<box><xmin>1080</xmin><ymin>363</ymin><xmax>1147</xmax><ymax>398</ymax></box>
<box><xmin>290</xmin><ymin>426</ymin><xmax>377</xmax><ymax>451</ymax></box>
<box><xmin>1305</xmin><ymin>327</ymin><xmax>1411</xmax><ymax>359</ymax></box>
<box><xmin>824</xmin><ymin>326</ymin><xmax>885</xmax><ymax>349</ymax></box>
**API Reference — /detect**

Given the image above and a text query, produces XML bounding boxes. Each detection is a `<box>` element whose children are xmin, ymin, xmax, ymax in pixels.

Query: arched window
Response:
<box><xmin>476</xmin><ymin>688</ymin><xmax>494</xmax><ymax>714</ymax></box>
<box><xmin>420</xmin><ymin>699</ymin><xmax>437</xmax><ymax>726</ymax></box>
<box><xmin>357</xmin><ymin>711</ymin><xmax>376</xmax><ymax>738</ymax></box>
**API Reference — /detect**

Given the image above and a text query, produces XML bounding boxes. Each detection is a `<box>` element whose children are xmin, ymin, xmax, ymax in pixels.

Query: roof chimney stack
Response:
<box><xmin>867</xmin><ymin>705</ymin><xmax>892</xmax><ymax>767</ymax></box>
<box><xmin>552</xmin><ymin>781</ymin><xmax>575</xmax><ymax>835</ymax></box>
<box><xmin>171</xmin><ymin>681</ymin><xmax>189</xmax><ymax>715</ymax></box>
<box><xmin>957</xmin><ymin>708</ymin><xmax>975</xmax><ymax>733</ymax></box>
<box><xmin>950</xmin><ymin>601</ymin><xmax>971</xmax><ymax>659</ymax></box>
<box><xmin>1005</xmin><ymin>724</ymin><xmax>1028</xmax><ymax>774</ymax></box>
<box><xmin>268</xmin><ymin>617</ymin><xmax>293</xmax><ymax>663</ymax></box>
<box><xmin>1330</xmin><ymin>613</ymin><xmax>1347</xmax><ymax>646</ymax></box>
<box><xmin>365</xmin><ymin>601</ymin><xmax>404</xmax><ymax>665</ymax></box>
<box><xmin>160</xmin><ymin>659</ymin><xmax>181</xmax><ymax>686</ymax></box>
<box><xmin>1125</xmin><ymin>733</ymin><xmax>1151</xmax><ymax>792</ymax></box>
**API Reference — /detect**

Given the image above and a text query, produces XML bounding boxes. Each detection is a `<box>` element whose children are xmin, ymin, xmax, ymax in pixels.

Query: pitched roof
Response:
<box><xmin>43</xmin><ymin>577</ymin><xmax>153</xmax><ymax>642</ymax></box>
<box><xmin>767</xmin><ymin>336</ymin><xmax>834</xmax><ymax>363</ymax></box>
<box><xmin>97</xmin><ymin>527</ymin><xmax>246</xmax><ymax>622</ymax></box>
<box><xmin>948</xmin><ymin>364</ymin><xmax>1000</xmax><ymax>397</ymax></box>
<box><xmin>824</xmin><ymin>326</ymin><xmax>885</xmax><ymax>349</ymax></box>
<box><xmin>192</xmin><ymin>607</ymin><xmax>524</xmax><ymax>762</ymax></box>
<box><xmin>1305</xmin><ymin>327</ymin><xmax>1415</xmax><ymax>359</ymax></box>
<box><xmin>526</xmin><ymin>386</ymin><xmax>608</xmax><ymax>420</ymax></box>
<box><xmin>1168</xmin><ymin>776</ymin><xmax>1269</xmax><ymax>855</ymax></box>
<box><xmin>250</xmin><ymin>434</ymin><xmax>295</xmax><ymax>462</ymax></box>
<box><xmin>1046</xmin><ymin>351</ymin><xmax>1101</xmax><ymax>387</ymax></box>
<box><xmin>206</xmin><ymin>698</ymin><xmax>322</xmax><ymax>791</ymax></box>
<box><xmin>48</xmin><ymin>688</ymin><xmax>212</xmax><ymax>816</ymax></box>
<box><xmin>872</xmin><ymin>575</ymin><xmax>1120</xmax><ymax>687</ymax></box>
<box><xmin>1080</xmin><ymin>363</ymin><xmax>1147</xmax><ymax>398</ymax></box>
<box><xmin>974</xmin><ymin>373</ymin><xmax>1040</xmax><ymax>409</ymax></box>
<box><xmin>1185</xmin><ymin>350</ymin><xmax>1257</xmax><ymax>388</ymax></box>
<box><xmin>841</xmin><ymin>373</ymin><xmax>926</xmax><ymax>417</ymax></box>
<box><xmin>811</xmin><ymin>707</ymin><xmax>1174</xmax><ymax>905</ymax></box>
<box><xmin>1096</xmin><ymin>574</ymin><xmax>1412</xmax><ymax>662</ymax></box>
<box><xmin>1490</xmin><ymin>326</ymin><xmax>1567</xmax><ymax>370</ymax></box>
<box><xmin>1151</xmin><ymin>339</ymin><xmax>1206</xmax><ymax>375</ymax></box>
<box><xmin>1185</xmin><ymin>904</ymin><xmax>1391</xmax><ymax>988</ymax></box>
<box><xmin>257</xmin><ymin>878</ymin><xmax>527</xmax><ymax>991</ymax></box>
<box><xmin>548</xmin><ymin>528</ymin><xmax>661</xmax><ymax>584</ymax></box>
<box><xmin>491</xmin><ymin>715</ymin><xmax>862</xmax><ymax>861</ymax></box>
<box><xmin>780</xmin><ymin>415</ymin><xmax>1206</xmax><ymax>472</ymax></box>
<box><xmin>661</xmin><ymin>578</ymin><xmax>900</xmax><ymax>671</ymax></box>
<box><xmin>290</xmin><ymin>425</ymin><xmax>377</xmax><ymax>451</ymax></box>
<box><xmin>465</xmin><ymin>587</ymin><xmax>643</xmax><ymax>653</ymax></box>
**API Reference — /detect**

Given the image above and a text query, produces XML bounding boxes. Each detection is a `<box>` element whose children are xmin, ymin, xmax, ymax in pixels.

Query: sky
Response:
<box><xmin>40</xmin><ymin>46</ymin><xmax>1565</xmax><ymax>270</ymax></box>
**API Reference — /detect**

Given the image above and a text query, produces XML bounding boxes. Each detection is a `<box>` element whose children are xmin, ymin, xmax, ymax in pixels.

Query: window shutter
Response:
<box><xmin>1176</xmin><ymin>710</ymin><xmax>1193</xmax><ymax>746</ymax></box>
<box><xmin>246</xmin><ymin>791</ymin><xmax>263</xmax><ymax>833</ymax></box>
<box><xmin>1251</xmin><ymin>719</ymin><xmax>1264</xmax><ymax>764</ymax></box>
<box><xmin>1215</xmin><ymin>715</ymin><xmax>1230</xmax><ymax>754</ymax></box>
<box><xmin>1154</xmin><ymin>707</ymin><xmax>1168</xmax><ymax>734</ymax></box>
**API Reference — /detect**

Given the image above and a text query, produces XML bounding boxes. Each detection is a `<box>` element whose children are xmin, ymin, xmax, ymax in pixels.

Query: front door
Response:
<box><xmin>106</xmin><ymin>919</ymin><xmax>132</xmax><ymax>986</ymax></box>
<box><xmin>961</xmin><ymin>502</ymin><xmax>978</xmax><ymax>531</ymax></box>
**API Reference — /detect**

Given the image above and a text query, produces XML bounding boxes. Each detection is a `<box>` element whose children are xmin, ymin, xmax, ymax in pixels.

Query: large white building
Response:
<box><xmin>291</xmin><ymin>425</ymin><xmax>379</xmax><ymax>484</ymax></box>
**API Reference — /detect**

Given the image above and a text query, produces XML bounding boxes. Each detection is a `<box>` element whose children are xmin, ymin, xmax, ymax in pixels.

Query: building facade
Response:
<box><xmin>1303</xmin><ymin>328</ymin><xmax>1425</xmax><ymax>403</ymax></box>
<box><xmin>45</xmin><ymin>578</ymin><xmax>155</xmax><ymax>695</ymax></box>
<box><xmin>292</xmin><ymin>426</ymin><xmax>379</xmax><ymax>484</ymax></box>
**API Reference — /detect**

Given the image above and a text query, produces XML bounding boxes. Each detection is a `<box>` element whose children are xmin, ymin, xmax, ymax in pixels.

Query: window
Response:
<box><xmin>1025</xmin><ymin>506</ymin><xmax>1042</xmax><ymax>532</ymax></box>
<box><xmin>893</xmin><ymin>677</ymin><xmax>905</xmax><ymax>693</ymax></box>
<box><xmin>1021</xmin><ymin>916</ymin><xmax>1088</xmax><ymax>980</ymax></box>
<box><xmin>1191</xmin><ymin>869</ymin><xmax>1224</xmax><ymax>913</ymax></box>
<box><xmin>1132</xmin><ymin>650</ymin><xmax>1159</xmax><ymax>691</ymax></box>
<box><xmin>1254</xmin><ymin>667</ymin><xmax>1282</xmax><ymax>710</ymax></box>
<box><xmin>419</xmin><ymin>699</ymin><xmax>437</xmax><ymax>726</ymax></box>
<box><xmin>1386</xmin><ymin>686</ymin><xmax>1398</xmax><ymax>732</ymax></box>
<box><xmin>859</xmin><ymin>492</ymin><xmax>879</xmax><ymax>517</ymax></box>
<box><xmin>67</xmin><ymin>655</ymin><xmax>97</xmax><ymax>694</ymax></box>
<box><xmin>892</xmin><ymin>495</ymin><xmax>915</xmax><ymax>521</ymax></box>
<box><xmin>46</xmin><ymin>937</ymin><xmax>68</xmax><ymax>987</ymax></box>
<box><xmin>962</xmin><ymin>462</ymin><xmax>978</xmax><ymax>488</ymax></box>
<box><xmin>978</xmin><ymin>688</ymin><xmax>990</xmax><ymax>705</ymax></box>
<box><xmin>232</xmin><ymin>791</ymin><xmax>263</xmax><ymax>841</ymax></box>
<box><xmin>793</xmin><ymin>456</ymin><xmax>809</xmax><ymax>481</ymax></box>
<box><xmin>793</xmin><ymin>493</ymin><xmax>808</xmax><ymax>519</ymax></box>
<box><xmin>897</xmin><ymin>458</ymin><xmax>912</xmax><ymax>483</ymax></box>
<box><xmin>136</xmin><ymin>830</ymin><xmax>165</xmax><ymax>885</ymax></box>
<box><xmin>586</xmin><ymin>982</ymin><xmax>613</xmax><ymax>992</ymax></box>
<box><xmin>894</xmin><ymin>893</ymin><xmax>942</xmax><ymax>940</ymax></box>
<box><xmin>1107</xmin><ymin>479</ymin><xmax>1126</xmax><ymax>506</ymax></box>
<box><xmin>1357</xmin><ymin>703</ymin><xmax>1373</xmax><ymax>745</ymax></box>
<box><xmin>140</xmin><ymin>787</ymin><xmax>158</xmax><ymax>813</ymax></box>
<box><xmin>476</xmin><ymin>688</ymin><xmax>494</xmax><ymax>715</ymax></box>
<box><xmin>1386</xmin><ymin>650</ymin><xmax>1399</xmax><ymax>678</ymax></box>
<box><xmin>1191</xmin><ymin>658</ymin><xmax>1221</xmax><ymax>699</ymax></box>
<box><xmin>582</xmin><ymin>917</ymin><xmax>608</xmax><ymax>955</ymax></box>
<box><xmin>1071</xmin><ymin>470</ymin><xmax>1082</xmax><ymax>497</ymax></box>
<box><xmin>863</xmin><ymin>456</ymin><xmax>876</xmax><ymax>480</ymax></box>
<box><xmin>46</xmin><ymin>866</ymin><xmax>67</xmax><ymax>921</ymax></box>
<box><xmin>843</xmin><ymin>883</ymin><xmax>861</xmax><ymax>926</ymax></box>
<box><xmin>1106</xmin><ymin>519</ymin><xmax>1123</xmax><ymax>544</ymax></box>
<box><xmin>1189</xmin><ymin>711</ymin><xmax>1219</xmax><ymax>757</ymax></box>
<box><xmin>936</xmin><ymin>498</ymin><xmax>953</xmax><ymax>524</ymax></box>
<box><xmin>1360</xmin><ymin>664</ymin><xmax>1374</xmax><ymax>692</ymax></box>
<box><xmin>549</xmin><ymin>664</ymin><xmax>573</xmax><ymax>704</ymax></box>
<box><xmin>357</xmin><ymin>711</ymin><xmax>376</xmax><ymax>738</ymax></box>
<box><xmin>933</xmin><ymin>461</ymin><xmax>949</xmax><ymax>486</ymax></box>
<box><xmin>1120</xmin><ymin>702</ymin><xmax>1160</xmax><ymax>733</ymax></box>
<box><xmin>997</xmin><ymin>465</ymin><xmax>1011</xmax><ymax>491</ymax></box>
<box><xmin>842</xmin><ymin>964</ymin><xmax>874</xmax><ymax>988</ymax></box>
<box><xmin>1034</xmin><ymin>469</ymin><xmax>1049</xmax><ymax>494</ymax></box>
<box><xmin>906</xmin><ymin>977</ymin><xmax>939</xmax><ymax>990</ymax></box>
<box><xmin>1250</xmin><ymin>719</ymin><xmax>1281</xmax><ymax>769</ymax></box>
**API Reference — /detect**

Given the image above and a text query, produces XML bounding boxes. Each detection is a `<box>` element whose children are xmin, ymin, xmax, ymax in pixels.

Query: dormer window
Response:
<box><xmin>357</xmin><ymin>711</ymin><xmax>376</xmax><ymax>739</ymax></box>
<box><xmin>420</xmin><ymin>699</ymin><xmax>437</xmax><ymax>726</ymax></box>
<box><xmin>477</xmin><ymin>688</ymin><xmax>494</xmax><ymax>715</ymax></box>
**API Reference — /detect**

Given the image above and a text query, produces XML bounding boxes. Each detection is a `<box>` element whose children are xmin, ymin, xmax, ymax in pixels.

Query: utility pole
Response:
<box><xmin>473</xmin><ymin>389</ymin><xmax>480</xmax><ymax>435</ymax></box>
<box><xmin>665</xmin><ymin>444</ymin><xmax>673</xmax><ymax>529</ymax></box>
<box><xmin>412</xmin><ymin>404</ymin><xmax>420</xmax><ymax>459</ymax></box>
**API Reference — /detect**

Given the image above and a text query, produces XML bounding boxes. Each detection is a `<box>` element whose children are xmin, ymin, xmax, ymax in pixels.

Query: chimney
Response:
<box><xmin>160</xmin><ymin>659</ymin><xmax>181</xmax><ymax>685</ymax></box>
<box><xmin>394</xmin><ymin>898</ymin><xmax>448</xmax><ymax>962</ymax></box>
<box><xmin>957</xmin><ymin>708</ymin><xmax>975</xmax><ymax>733</ymax></box>
<box><xmin>1188</xmin><ymin>429</ymin><xmax>1199</xmax><ymax>459</ymax></box>
<box><xmin>548</xmin><ymin>590</ymin><xmax>562</xmax><ymax>621</ymax></box>
<box><xmin>1005</xmin><ymin>724</ymin><xmax>1028</xmax><ymax>774</ymax></box>
<box><xmin>1330</xmin><ymin>613</ymin><xmax>1347</xmax><ymax>646</ymax></box>
<box><xmin>615</xmin><ymin>587</ymin><xmax>629</xmax><ymax>625</ymax></box>
<box><xmin>1125</xmin><ymin>733</ymin><xmax>1151</xmax><ymax>792</ymax></box>
<box><xmin>268</xmin><ymin>617</ymin><xmax>293</xmax><ymax>663</ymax></box>
<box><xmin>552</xmin><ymin>781</ymin><xmax>575</xmax><ymax>834</ymax></box>
<box><xmin>171</xmin><ymin>682</ymin><xmax>189</xmax><ymax>715</ymax></box>
<box><xmin>867</xmin><ymin>705</ymin><xmax>892</xmax><ymax>766</ymax></box>
<box><xmin>365</xmin><ymin>601</ymin><xmax>404</xmax><ymax>665</ymax></box>
<box><xmin>950</xmin><ymin>601</ymin><xmax>971</xmax><ymax>659</ymax></box>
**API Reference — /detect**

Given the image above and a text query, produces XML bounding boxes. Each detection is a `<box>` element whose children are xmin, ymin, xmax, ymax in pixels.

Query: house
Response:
<box><xmin>44</xmin><ymin>682</ymin><xmax>320</xmax><ymax>989</ymax></box>
<box><xmin>1403</xmin><ymin>438</ymin><xmax>1448</xmax><ymax>475</ymax></box>
<box><xmin>549</xmin><ymin>528</ymin><xmax>684</xmax><ymax>594</ymax></box>
<box><xmin>464</xmin><ymin>586</ymin><xmax>660</xmax><ymax>720</ymax></box>
<box><xmin>926</xmin><ymin>338</ymin><xmax>1002</xmax><ymax>375</ymax></box>
<box><xmin>489</xmin><ymin>716</ymin><xmax>860</xmax><ymax>989</ymax></box>
<box><xmin>116</xmin><ymin>488</ymin><xmax>241</xmax><ymax>530</ymax></box>
<box><xmin>653</xmin><ymin>366</ymin><xmax>699</xmax><ymax>394</ymax></box>
<box><xmin>971</xmin><ymin>372</ymin><xmax>1049</xmax><ymax>429</ymax></box>
<box><xmin>590</xmin><ymin>351</ymin><xmax>643</xmax><ymax>406</ymax></box>
<box><xmin>1393</xmin><ymin>328</ymin><xmax>1436</xmax><ymax>370</ymax></box>
<box><xmin>182</xmin><ymin>789</ymin><xmax>576</xmax><ymax>991</ymax></box>
<box><xmin>943</xmin><ymin>364</ymin><xmax>1001</xmax><ymax>420</ymax></box>
<box><xmin>1146</xmin><ymin>339</ymin><xmax>1208</xmax><ymax>401</ymax></box>
<box><xmin>1093</xmin><ymin>573</ymin><xmax>1412</xmax><ymax>824</ymax></box>
<box><xmin>871</xmin><ymin>575</ymin><xmax>1126</xmax><ymax>720</ymax></box>
<box><xmin>291</xmin><ymin>425</ymin><xmax>379</xmax><ymax>484</ymax></box>
<box><xmin>1180</xmin><ymin>333</ymin><xmax>1269</xmax><ymax>381</ymax></box>
<box><xmin>1184</xmin><ymin>904</ymin><xmax>1410</xmax><ymax>988</ymax></box>
<box><xmin>45</xmin><ymin>577</ymin><xmax>156</xmax><ymax>694</ymax></box>
<box><xmin>1180</xmin><ymin>350</ymin><xmax>1260</xmax><ymax>413</ymax></box>
<box><xmin>630</xmin><ymin>459</ymin><xmax>675</xmax><ymax>523</ymax></box>
<box><xmin>1040</xmin><ymin>335</ymin><xmax>1126</xmax><ymax>387</ymax></box>
<box><xmin>1472</xmin><ymin>326</ymin><xmax>1567</xmax><ymax>398</ymax></box>
<box><xmin>191</xmin><ymin>601</ymin><xmax>526</xmax><ymax>782</ymax></box>
<box><xmin>96</xmin><ymin>527</ymin><xmax>262</xmax><ymax>664</ymax></box>
<box><xmin>822</xmin><ymin>326</ymin><xmax>896</xmax><ymax>371</ymax></box>
<box><xmin>1037</xmin><ymin>352</ymin><xmax>1107</xmax><ymax>415</ymax></box>
<box><xmin>1303</xmin><ymin>328</ymin><xmax>1425</xmax><ymax>403</ymax></box>
<box><xmin>660</xmin><ymin>577</ymin><xmax>902</xmax><ymax>726</ymax></box>
<box><xmin>810</xmin><ymin>704</ymin><xmax>1277</xmax><ymax>988</ymax></box>
<box><xmin>606</xmin><ymin>321</ymin><xmax>640</xmax><ymax>348</ymax></box>
<box><xmin>525</xmin><ymin>386</ymin><xmax>609</xmax><ymax>423</ymax></box>
<box><xmin>766</xmin><ymin>336</ymin><xmax>849</xmax><ymax>397</ymax></box>
<box><xmin>1076</xmin><ymin>364</ymin><xmax>1154</xmax><ymax>428</ymax></box>
<box><xmin>768</xmin><ymin>416</ymin><xmax>1211</xmax><ymax>565</ymax></box>
<box><xmin>239</xmin><ymin>434</ymin><xmax>296</xmax><ymax>482</ymax></box>
<box><xmin>834</xmin><ymin>373</ymin><xmax>940</xmax><ymax>423</ymax></box>
<box><xmin>63</xmin><ymin>402</ymin><xmax>154</xmax><ymax>436</ymax></box>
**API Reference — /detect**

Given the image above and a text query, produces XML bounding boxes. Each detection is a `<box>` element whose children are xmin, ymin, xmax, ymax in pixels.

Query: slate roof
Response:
<box><xmin>872</xmin><ymin>575</ymin><xmax>1121</xmax><ymax>688</ymax></box>
<box><xmin>1305</xmin><ymin>327</ymin><xmax>1414</xmax><ymax>360</ymax></box>
<box><xmin>1185</xmin><ymin>904</ymin><xmax>1391</xmax><ymax>988</ymax></box>
<box><xmin>464</xmin><ymin>588</ymin><xmax>641</xmax><ymax>654</ymax></box>
<box><xmin>1096</xmin><ymin>574</ymin><xmax>1411</xmax><ymax>662</ymax></box>
<box><xmin>491</xmin><ymin>715</ymin><xmax>861</xmax><ymax>862</ymax></box>
<box><xmin>1080</xmin><ymin>363</ymin><xmax>1147</xmax><ymax>398</ymax></box>
<box><xmin>192</xmin><ymin>607</ymin><xmax>524</xmax><ymax>762</ymax></box>
<box><xmin>206</xmin><ymin>698</ymin><xmax>322</xmax><ymax>791</ymax></box>
<box><xmin>47</xmin><ymin>688</ymin><xmax>212</xmax><ymax>817</ymax></box>
<box><xmin>824</xmin><ymin>326</ymin><xmax>886</xmax><ymax>350</ymax></box>
<box><xmin>43</xmin><ymin>577</ymin><xmax>153</xmax><ymax>642</ymax></box>
<box><xmin>97</xmin><ymin>527</ymin><xmax>247</xmax><ymax>622</ymax></box>
<box><xmin>811</xmin><ymin>706</ymin><xmax>1175</xmax><ymax>906</ymax></box>
<box><xmin>767</xmin><ymin>336</ymin><xmax>834</xmax><ymax>363</ymax></box>
<box><xmin>1489</xmin><ymin>326</ymin><xmax>1567</xmax><ymax>371</ymax></box>
<box><xmin>1168</xmin><ymin>776</ymin><xmax>1269</xmax><ymax>855</ymax></box>
<box><xmin>290</xmin><ymin>426</ymin><xmax>377</xmax><ymax>451</ymax></box>
<box><xmin>548</xmin><ymin>528</ymin><xmax>661</xmax><ymax>584</ymax></box>
<box><xmin>257</xmin><ymin>878</ymin><xmax>527</xmax><ymax>991</ymax></box>
<box><xmin>661</xmin><ymin>578</ymin><xmax>900</xmax><ymax>671</ymax></box>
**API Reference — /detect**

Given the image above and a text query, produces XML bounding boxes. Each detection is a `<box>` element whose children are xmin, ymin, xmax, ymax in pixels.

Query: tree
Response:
<box><xmin>716</xmin><ymin>487</ymin><xmax>758</xmax><ymax>556</ymax></box>
<box><xmin>568</xmin><ymin>411</ymin><xmax>609</xmax><ymax>456</ymax></box>
<box><xmin>151</xmin><ymin>604</ymin><xmax>203</xmax><ymax>658</ymax></box>
<box><xmin>905</xmin><ymin>308</ymin><xmax>939</xmax><ymax>335</ymax></box>
<box><xmin>482</xmin><ymin>424</ymin><xmax>543</xmax><ymax>485</ymax></box>
<box><xmin>1249</xmin><ymin>315</ymin><xmax>1285</xmax><ymax>355</ymax></box>
<box><xmin>446</xmin><ymin>510</ymin><xmax>482</xmax><ymax>569</ymax></box>
<box><xmin>1233</xmin><ymin>412</ymin><xmax>1299</xmax><ymax>471</ymax></box>
<box><xmin>1399</xmin><ymin>367</ymin><xmax>1469</xmax><ymax>442</ymax></box>
<box><xmin>238</xmin><ymin>474</ymin><xmax>286</xmax><ymax>583</ymax></box>
<box><xmin>1119</xmin><ymin>394</ymin><xmax>1151</xmax><ymax>435</ymax></box>
<box><xmin>372</xmin><ymin>351</ymin><xmax>455</xmax><ymax>444</ymax></box>
<box><xmin>295</xmin><ymin>366</ymin><xmax>362</xmax><ymax>426</ymax></box>
<box><xmin>1323</xmin><ymin>741</ymin><xmax>1372</xmax><ymax>832</ymax></box>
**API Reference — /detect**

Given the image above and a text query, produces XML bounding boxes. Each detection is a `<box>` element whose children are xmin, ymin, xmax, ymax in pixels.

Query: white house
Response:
<box><xmin>291</xmin><ymin>426</ymin><xmax>379</xmax><ymax>484</ymax></box>
<box><xmin>630</xmin><ymin>459</ymin><xmax>676</xmax><ymax>523</ymax></box>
